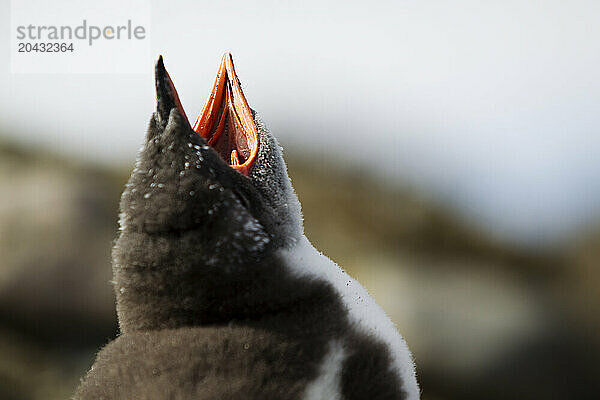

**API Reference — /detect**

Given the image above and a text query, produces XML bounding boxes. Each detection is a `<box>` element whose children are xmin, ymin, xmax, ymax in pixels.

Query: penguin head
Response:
<box><xmin>119</xmin><ymin>54</ymin><xmax>302</xmax><ymax>253</ymax></box>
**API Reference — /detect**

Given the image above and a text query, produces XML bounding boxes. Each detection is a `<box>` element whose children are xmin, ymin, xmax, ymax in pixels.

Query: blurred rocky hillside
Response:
<box><xmin>0</xmin><ymin>139</ymin><xmax>598</xmax><ymax>399</ymax></box>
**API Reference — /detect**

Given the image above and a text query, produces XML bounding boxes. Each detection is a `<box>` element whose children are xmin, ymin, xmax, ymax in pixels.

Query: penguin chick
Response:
<box><xmin>74</xmin><ymin>54</ymin><xmax>419</xmax><ymax>400</ymax></box>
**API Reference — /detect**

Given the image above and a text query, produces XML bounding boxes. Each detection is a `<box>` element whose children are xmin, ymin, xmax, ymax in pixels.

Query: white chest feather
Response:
<box><xmin>278</xmin><ymin>236</ymin><xmax>420</xmax><ymax>400</ymax></box>
<box><xmin>301</xmin><ymin>340</ymin><xmax>345</xmax><ymax>400</ymax></box>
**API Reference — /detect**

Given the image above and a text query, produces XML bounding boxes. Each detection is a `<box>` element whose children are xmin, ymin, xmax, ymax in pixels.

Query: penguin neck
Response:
<box><xmin>112</xmin><ymin>226</ymin><xmax>333</xmax><ymax>334</ymax></box>
<box><xmin>113</xmin><ymin>195</ymin><xmax>272</xmax><ymax>331</ymax></box>
<box><xmin>249</xmin><ymin>115</ymin><xmax>305</xmax><ymax>249</ymax></box>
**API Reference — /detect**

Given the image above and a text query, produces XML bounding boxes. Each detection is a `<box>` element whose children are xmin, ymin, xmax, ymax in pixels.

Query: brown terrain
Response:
<box><xmin>0</xmin><ymin>139</ymin><xmax>598</xmax><ymax>399</ymax></box>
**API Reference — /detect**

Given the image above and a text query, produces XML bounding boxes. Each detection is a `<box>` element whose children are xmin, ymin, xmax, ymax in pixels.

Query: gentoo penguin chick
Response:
<box><xmin>74</xmin><ymin>54</ymin><xmax>419</xmax><ymax>400</ymax></box>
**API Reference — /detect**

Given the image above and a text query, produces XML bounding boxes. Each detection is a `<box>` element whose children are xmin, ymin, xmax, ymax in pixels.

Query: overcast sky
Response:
<box><xmin>1</xmin><ymin>0</ymin><xmax>599</xmax><ymax>244</ymax></box>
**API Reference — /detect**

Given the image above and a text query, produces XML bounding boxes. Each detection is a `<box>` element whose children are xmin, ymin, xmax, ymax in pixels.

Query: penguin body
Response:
<box><xmin>74</xmin><ymin>55</ymin><xmax>419</xmax><ymax>400</ymax></box>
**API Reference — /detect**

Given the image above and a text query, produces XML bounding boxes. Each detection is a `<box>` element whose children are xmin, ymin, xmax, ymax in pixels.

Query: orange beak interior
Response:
<box><xmin>193</xmin><ymin>53</ymin><xmax>259</xmax><ymax>176</ymax></box>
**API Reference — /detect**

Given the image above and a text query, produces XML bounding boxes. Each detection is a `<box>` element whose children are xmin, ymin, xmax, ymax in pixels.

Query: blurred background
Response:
<box><xmin>1</xmin><ymin>0</ymin><xmax>599</xmax><ymax>398</ymax></box>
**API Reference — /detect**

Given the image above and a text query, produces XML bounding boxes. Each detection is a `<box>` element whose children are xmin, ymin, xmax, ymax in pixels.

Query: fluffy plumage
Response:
<box><xmin>74</xmin><ymin>57</ymin><xmax>419</xmax><ymax>400</ymax></box>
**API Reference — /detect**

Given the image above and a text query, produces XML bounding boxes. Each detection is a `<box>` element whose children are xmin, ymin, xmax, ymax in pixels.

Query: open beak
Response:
<box><xmin>193</xmin><ymin>53</ymin><xmax>259</xmax><ymax>176</ymax></box>
<box><xmin>156</xmin><ymin>55</ymin><xmax>189</xmax><ymax>127</ymax></box>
